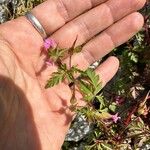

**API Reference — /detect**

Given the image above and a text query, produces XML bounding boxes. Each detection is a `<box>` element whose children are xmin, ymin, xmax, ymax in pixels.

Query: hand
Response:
<box><xmin>0</xmin><ymin>0</ymin><xmax>145</xmax><ymax>149</ymax></box>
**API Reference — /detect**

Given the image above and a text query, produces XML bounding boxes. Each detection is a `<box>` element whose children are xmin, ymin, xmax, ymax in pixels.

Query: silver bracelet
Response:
<box><xmin>25</xmin><ymin>12</ymin><xmax>47</xmax><ymax>39</ymax></box>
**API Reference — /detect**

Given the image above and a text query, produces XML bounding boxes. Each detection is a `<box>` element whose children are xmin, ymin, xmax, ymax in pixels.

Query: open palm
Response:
<box><xmin>0</xmin><ymin>0</ymin><xmax>145</xmax><ymax>149</ymax></box>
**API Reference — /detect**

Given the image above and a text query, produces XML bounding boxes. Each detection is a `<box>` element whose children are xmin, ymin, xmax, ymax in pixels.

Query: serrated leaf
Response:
<box><xmin>66</xmin><ymin>66</ymin><xmax>85</xmax><ymax>83</ymax></box>
<box><xmin>85</xmin><ymin>68</ymin><xmax>102</xmax><ymax>95</ymax></box>
<box><xmin>45</xmin><ymin>71</ymin><xmax>66</xmax><ymax>88</ymax></box>
<box><xmin>59</xmin><ymin>64</ymin><xmax>68</xmax><ymax>72</ymax></box>
<box><xmin>79</xmin><ymin>80</ymin><xmax>94</xmax><ymax>101</ymax></box>
<box><xmin>66</xmin><ymin>73</ymin><xmax>74</xmax><ymax>83</ymax></box>
<box><xmin>94</xmin><ymin>83</ymin><xmax>102</xmax><ymax>96</ymax></box>
<box><xmin>48</xmin><ymin>47</ymin><xmax>67</xmax><ymax>62</ymax></box>
<box><xmin>86</xmin><ymin>69</ymin><xmax>99</xmax><ymax>87</ymax></box>
<box><xmin>78</xmin><ymin>69</ymin><xmax>102</xmax><ymax>102</ymax></box>
<box><xmin>71</xmin><ymin>66</ymin><xmax>84</xmax><ymax>74</ymax></box>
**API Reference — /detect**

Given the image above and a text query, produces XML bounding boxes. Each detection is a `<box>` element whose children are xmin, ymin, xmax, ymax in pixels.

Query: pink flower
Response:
<box><xmin>45</xmin><ymin>59</ymin><xmax>54</xmax><ymax>66</ymax></box>
<box><xmin>44</xmin><ymin>39</ymin><xmax>56</xmax><ymax>50</ymax></box>
<box><xmin>111</xmin><ymin>113</ymin><xmax>121</xmax><ymax>123</ymax></box>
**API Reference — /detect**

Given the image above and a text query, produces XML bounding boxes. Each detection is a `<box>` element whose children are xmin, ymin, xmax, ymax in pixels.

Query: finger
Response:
<box><xmin>51</xmin><ymin>0</ymin><xmax>146</xmax><ymax>48</ymax></box>
<box><xmin>76</xmin><ymin>56</ymin><xmax>119</xmax><ymax>106</ymax></box>
<box><xmin>63</xmin><ymin>12</ymin><xmax>144</xmax><ymax>70</ymax></box>
<box><xmin>0</xmin><ymin>0</ymin><xmax>108</xmax><ymax>65</ymax></box>
<box><xmin>31</xmin><ymin>0</ymin><xmax>108</xmax><ymax>35</ymax></box>
<box><xmin>95</xmin><ymin>56</ymin><xmax>119</xmax><ymax>87</ymax></box>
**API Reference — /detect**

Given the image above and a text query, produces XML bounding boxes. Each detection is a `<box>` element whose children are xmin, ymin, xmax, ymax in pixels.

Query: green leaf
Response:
<box><xmin>79</xmin><ymin>80</ymin><xmax>94</xmax><ymax>101</ymax></box>
<box><xmin>86</xmin><ymin>69</ymin><xmax>99</xmax><ymax>87</ymax></box>
<box><xmin>96</xmin><ymin>95</ymin><xmax>105</xmax><ymax>110</ymax></box>
<box><xmin>70</xmin><ymin>66</ymin><xmax>84</xmax><ymax>74</ymax></box>
<box><xmin>59</xmin><ymin>64</ymin><xmax>67</xmax><ymax>71</ymax></box>
<box><xmin>65</xmin><ymin>66</ymin><xmax>80</xmax><ymax>82</ymax></box>
<box><xmin>66</xmin><ymin>73</ymin><xmax>74</xmax><ymax>83</ymax></box>
<box><xmin>48</xmin><ymin>47</ymin><xmax>67</xmax><ymax>62</ymax></box>
<box><xmin>45</xmin><ymin>70</ymin><xmax>66</xmax><ymax>88</ymax></box>
<box><xmin>78</xmin><ymin>68</ymin><xmax>102</xmax><ymax>102</ymax></box>
<box><xmin>109</xmin><ymin>103</ymin><xmax>117</xmax><ymax>112</ymax></box>
<box><xmin>95</xmin><ymin>111</ymin><xmax>111</xmax><ymax>120</ymax></box>
<box><xmin>94</xmin><ymin>83</ymin><xmax>102</xmax><ymax>96</ymax></box>
<box><xmin>85</xmin><ymin>68</ymin><xmax>102</xmax><ymax>95</ymax></box>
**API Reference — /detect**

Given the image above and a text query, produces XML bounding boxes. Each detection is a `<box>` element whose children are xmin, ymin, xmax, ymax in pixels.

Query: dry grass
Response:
<box><xmin>2</xmin><ymin>0</ymin><xmax>44</xmax><ymax>21</ymax></box>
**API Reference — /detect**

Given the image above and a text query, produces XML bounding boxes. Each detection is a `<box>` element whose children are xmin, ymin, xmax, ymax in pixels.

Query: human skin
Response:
<box><xmin>0</xmin><ymin>0</ymin><xmax>146</xmax><ymax>149</ymax></box>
